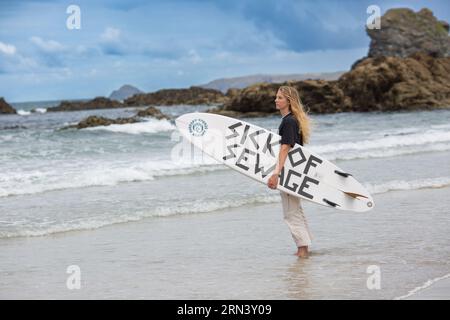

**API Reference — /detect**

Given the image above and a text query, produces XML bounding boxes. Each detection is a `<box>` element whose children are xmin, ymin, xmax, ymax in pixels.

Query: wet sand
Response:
<box><xmin>1</xmin><ymin>186</ymin><xmax>449</xmax><ymax>299</ymax></box>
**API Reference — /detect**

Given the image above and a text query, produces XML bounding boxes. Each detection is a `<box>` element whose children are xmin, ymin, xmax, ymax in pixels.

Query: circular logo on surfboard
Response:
<box><xmin>188</xmin><ymin>119</ymin><xmax>208</xmax><ymax>137</ymax></box>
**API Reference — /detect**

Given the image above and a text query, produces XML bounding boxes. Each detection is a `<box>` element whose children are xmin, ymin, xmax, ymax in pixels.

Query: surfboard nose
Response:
<box><xmin>175</xmin><ymin>112</ymin><xmax>205</xmax><ymax>130</ymax></box>
<box><xmin>175</xmin><ymin>113</ymin><xmax>192</xmax><ymax>129</ymax></box>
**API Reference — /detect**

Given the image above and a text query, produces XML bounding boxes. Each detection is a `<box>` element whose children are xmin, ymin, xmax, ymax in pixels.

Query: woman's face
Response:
<box><xmin>275</xmin><ymin>90</ymin><xmax>289</xmax><ymax>111</ymax></box>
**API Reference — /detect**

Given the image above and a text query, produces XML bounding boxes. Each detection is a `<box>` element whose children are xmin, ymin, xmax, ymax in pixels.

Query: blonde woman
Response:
<box><xmin>267</xmin><ymin>86</ymin><xmax>313</xmax><ymax>258</ymax></box>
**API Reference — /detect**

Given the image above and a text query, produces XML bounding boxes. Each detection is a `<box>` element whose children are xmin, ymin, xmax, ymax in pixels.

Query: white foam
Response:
<box><xmin>431</xmin><ymin>123</ymin><xmax>450</xmax><ymax>130</ymax></box>
<box><xmin>2</xmin><ymin>176</ymin><xmax>450</xmax><ymax>238</ymax></box>
<box><xmin>34</xmin><ymin>108</ymin><xmax>47</xmax><ymax>113</ymax></box>
<box><xmin>394</xmin><ymin>273</ymin><xmax>450</xmax><ymax>300</ymax></box>
<box><xmin>326</xmin><ymin>143</ymin><xmax>450</xmax><ymax>161</ymax></box>
<box><xmin>84</xmin><ymin>118</ymin><xmax>175</xmax><ymax>134</ymax></box>
<box><xmin>0</xmin><ymin>159</ymin><xmax>223</xmax><ymax>197</ymax></box>
<box><xmin>17</xmin><ymin>110</ymin><xmax>31</xmax><ymax>116</ymax></box>
<box><xmin>365</xmin><ymin>177</ymin><xmax>450</xmax><ymax>195</ymax></box>
<box><xmin>2</xmin><ymin>150</ymin><xmax>450</xmax><ymax>198</ymax></box>
<box><xmin>0</xmin><ymin>168</ymin><xmax>152</xmax><ymax>197</ymax></box>
<box><xmin>0</xmin><ymin>194</ymin><xmax>280</xmax><ymax>238</ymax></box>
<box><xmin>0</xmin><ymin>134</ymin><xmax>14</xmax><ymax>142</ymax></box>
<box><xmin>312</xmin><ymin>130</ymin><xmax>450</xmax><ymax>154</ymax></box>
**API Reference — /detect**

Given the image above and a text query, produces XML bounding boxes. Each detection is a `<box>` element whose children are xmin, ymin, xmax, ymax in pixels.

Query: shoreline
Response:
<box><xmin>396</xmin><ymin>274</ymin><xmax>450</xmax><ymax>300</ymax></box>
<box><xmin>1</xmin><ymin>185</ymin><xmax>449</xmax><ymax>299</ymax></box>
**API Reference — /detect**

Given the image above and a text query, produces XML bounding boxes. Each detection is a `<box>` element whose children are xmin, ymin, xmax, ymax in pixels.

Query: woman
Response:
<box><xmin>267</xmin><ymin>86</ymin><xmax>313</xmax><ymax>258</ymax></box>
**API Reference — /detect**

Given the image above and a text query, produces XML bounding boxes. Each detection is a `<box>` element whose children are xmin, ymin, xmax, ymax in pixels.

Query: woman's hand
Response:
<box><xmin>268</xmin><ymin>144</ymin><xmax>290</xmax><ymax>190</ymax></box>
<box><xmin>267</xmin><ymin>173</ymin><xmax>279</xmax><ymax>189</ymax></box>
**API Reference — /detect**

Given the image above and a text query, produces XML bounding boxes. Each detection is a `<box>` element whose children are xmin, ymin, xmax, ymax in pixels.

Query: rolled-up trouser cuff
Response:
<box><xmin>280</xmin><ymin>191</ymin><xmax>313</xmax><ymax>247</ymax></box>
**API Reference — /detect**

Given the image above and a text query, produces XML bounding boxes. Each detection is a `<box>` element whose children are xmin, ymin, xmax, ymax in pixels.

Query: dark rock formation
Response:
<box><xmin>211</xmin><ymin>79</ymin><xmax>352</xmax><ymax>115</ymax></box>
<box><xmin>294</xmin><ymin>80</ymin><xmax>353</xmax><ymax>113</ymax></box>
<box><xmin>207</xmin><ymin>8</ymin><xmax>450</xmax><ymax>117</ymax></box>
<box><xmin>0</xmin><ymin>97</ymin><xmax>16</xmax><ymax>114</ymax></box>
<box><xmin>62</xmin><ymin>115</ymin><xmax>140</xmax><ymax>130</ymax></box>
<box><xmin>338</xmin><ymin>52</ymin><xmax>450</xmax><ymax>111</ymax></box>
<box><xmin>135</xmin><ymin>106</ymin><xmax>170</xmax><ymax>120</ymax></box>
<box><xmin>124</xmin><ymin>86</ymin><xmax>227</xmax><ymax>107</ymax></box>
<box><xmin>220</xmin><ymin>83</ymin><xmax>278</xmax><ymax>114</ymax></box>
<box><xmin>208</xmin><ymin>52</ymin><xmax>450</xmax><ymax>116</ymax></box>
<box><xmin>48</xmin><ymin>97</ymin><xmax>124</xmax><ymax>112</ymax></box>
<box><xmin>367</xmin><ymin>8</ymin><xmax>450</xmax><ymax>58</ymax></box>
<box><xmin>1</xmin><ymin>125</ymin><xmax>26</xmax><ymax>130</ymax></box>
<box><xmin>60</xmin><ymin>106</ymin><xmax>171</xmax><ymax>130</ymax></box>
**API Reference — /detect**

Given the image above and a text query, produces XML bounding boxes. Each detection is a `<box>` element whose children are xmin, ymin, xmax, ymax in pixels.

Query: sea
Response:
<box><xmin>0</xmin><ymin>101</ymin><xmax>449</xmax><ymax>299</ymax></box>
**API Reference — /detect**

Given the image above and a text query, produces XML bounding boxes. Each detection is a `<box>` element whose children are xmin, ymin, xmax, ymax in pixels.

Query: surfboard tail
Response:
<box><xmin>340</xmin><ymin>190</ymin><xmax>375</xmax><ymax>211</ymax></box>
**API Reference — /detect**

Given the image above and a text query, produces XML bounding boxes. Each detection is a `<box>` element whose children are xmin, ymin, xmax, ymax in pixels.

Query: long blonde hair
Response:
<box><xmin>278</xmin><ymin>86</ymin><xmax>311</xmax><ymax>144</ymax></box>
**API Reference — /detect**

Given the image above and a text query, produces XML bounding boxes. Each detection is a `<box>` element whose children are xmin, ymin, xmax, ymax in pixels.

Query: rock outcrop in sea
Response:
<box><xmin>0</xmin><ymin>98</ymin><xmax>16</xmax><ymax>114</ymax></box>
<box><xmin>367</xmin><ymin>8</ymin><xmax>450</xmax><ymax>58</ymax></box>
<box><xmin>134</xmin><ymin>106</ymin><xmax>170</xmax><ymax>120</ymax></box>
<box><xmin>47</xmin><ymin>97</ymin><xmax>124</xmax><ymax>112</ymax></box>
<box><xmin>66</xmin><ymin>116</ymin><xmax>140</xmax><ymax>129</ymax></box>
<box><xmin>49</xmin><ymin>86</ymin><xmax>227</xmax><ymax>113</ymax></box>
<box><xmin>61</xmin><ymin>106</ymin><xmax>170</xmax><ymax>129</ymax></box>
<box><xmin>340</xmin><ymin>52</ymin><xmax>450</xmax><ymax>111</ymax></box>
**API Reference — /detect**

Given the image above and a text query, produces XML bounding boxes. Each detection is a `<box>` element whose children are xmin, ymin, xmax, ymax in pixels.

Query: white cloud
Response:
<box><xmin>0</xmin><ymin>51</ymin><xmax>39</xmax><ymax>74</ymax></box>
<box><xmin>99</xmin><ymin>27</ymin><xmax>128</xmax><ymax>55</ymax></box>
<box><xmin>30</xmin><ymin>36</ymin><xmax>66</xmax><ymax>52</ymax></box>
<box><xmin>187</xmin><ymin>49</ymin><xmax>202</xmax><ymax>64</ymax></box>
<box><xmin>0</xmin><ymin>41</ymin><xmax>39</xmax><ymax>74</ymax></box>
<box><xmin>0</xmin><ymin>41</ymin><xmax>16</xmax><ymax>55</ymax></box>
<box><xmin>101</xmin><ymin>27</ymin><xmax>121</xmax><ymax>42</ymax></box>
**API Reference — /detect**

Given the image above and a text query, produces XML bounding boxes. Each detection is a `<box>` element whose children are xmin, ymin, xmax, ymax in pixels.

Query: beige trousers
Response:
<box><xmin>280</xmin><ymin>191</ymin><xmax>313</xmax><ymax>247</ymax></box>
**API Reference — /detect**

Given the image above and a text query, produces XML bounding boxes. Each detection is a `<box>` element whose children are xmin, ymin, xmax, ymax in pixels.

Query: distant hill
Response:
<box><xmin>198</xmin><ymin>72</ymin><xmax>345</xmax><ymax>93</ymax></box>
<box><xmin>109</xmin><ymin>85</ymin><xmax>143</xmax><ymax>101</ymax></box>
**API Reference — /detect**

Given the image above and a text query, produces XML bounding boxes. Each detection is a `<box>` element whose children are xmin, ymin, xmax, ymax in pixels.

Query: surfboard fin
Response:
<box><xmin>323</xmin><ymin>198</ymin><xmax>340</xmax><ymax>207</ymax></box>
<box><xmin>342</xmin><ymin>191</ymin><xmax>369</xmax><ymax>199</ymax></box>
<box><xmin>334</xmin><ymin>170</ymin><xmax>352</xmax><ymax>178</ymax></box>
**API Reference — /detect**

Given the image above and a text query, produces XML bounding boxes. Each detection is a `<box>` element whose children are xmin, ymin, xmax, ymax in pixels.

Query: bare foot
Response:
<box><xmin>296</xmin><ymin>246</ymin><xmax>309</xmax><ymax>258</ymax></box>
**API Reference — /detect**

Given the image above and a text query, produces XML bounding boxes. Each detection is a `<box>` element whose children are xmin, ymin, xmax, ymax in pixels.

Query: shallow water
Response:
<box><xmin>0</xmin><ymin>185</ymin><xmax>449</xmax><ymax>299</ymax></box>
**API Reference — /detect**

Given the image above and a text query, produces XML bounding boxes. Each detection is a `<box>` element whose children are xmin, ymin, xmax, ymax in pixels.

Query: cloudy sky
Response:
<box><xmin>0</xmin><ymin>0</ymin><xmax>449</xmax><ymax>102</ymax></box>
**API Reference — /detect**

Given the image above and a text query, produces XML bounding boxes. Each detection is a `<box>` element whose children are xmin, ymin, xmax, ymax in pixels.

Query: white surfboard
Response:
<box><xmin>175</xmin><ymin>112</ymin><xmax>374</xmax><ymax>212</ymax></box>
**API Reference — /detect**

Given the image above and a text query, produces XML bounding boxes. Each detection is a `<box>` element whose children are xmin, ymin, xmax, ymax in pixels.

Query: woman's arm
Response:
<box><xmin>267</xmin><ymin>144</ymin><xmax>292</xmax><ymax>189</ymax></box>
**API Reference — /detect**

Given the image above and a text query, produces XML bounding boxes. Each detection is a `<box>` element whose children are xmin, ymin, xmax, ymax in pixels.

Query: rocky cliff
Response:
<box><xmin>367</xmin><ymin>8</ymin><xmax>450</xmax><ymax>58</ymax></box>
<box><xmin>339</xmin><ymin>52</ymin><xmax>450</xmax><ymax>111</ymax></box>
<box><xmin>209</xmin><ymin>8</ymin><xmax>450</xmax><ymax>116</ymax></box>
<box><xmin>211</xmin><ymin>52</ymin><xmax>450</xmax><ymax>116</ymax></box>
